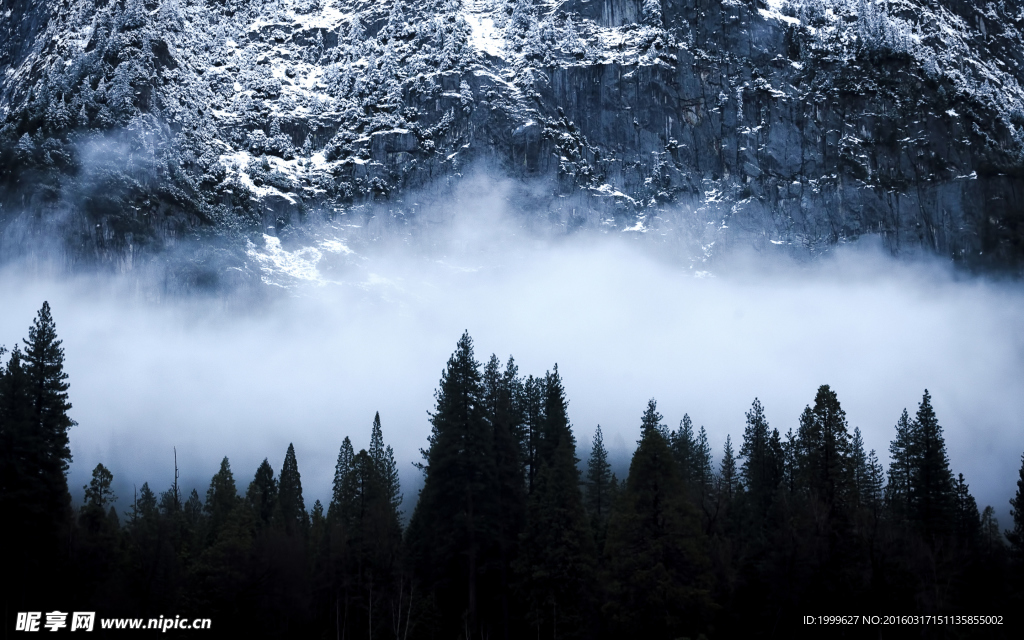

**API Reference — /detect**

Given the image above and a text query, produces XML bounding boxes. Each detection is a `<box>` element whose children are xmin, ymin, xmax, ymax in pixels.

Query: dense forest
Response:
<box><xmin>2</xmin><ymin>303</ymin><xmax>1022</xmax><ymax>638</ymax></box>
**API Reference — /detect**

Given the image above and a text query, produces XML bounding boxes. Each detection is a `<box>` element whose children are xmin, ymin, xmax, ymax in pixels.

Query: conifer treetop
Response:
<box><xmin>1007</xmin><ymin>451</ymin><xmax>1024</xmax><ymax>554</ymax></box>
<box><xmin>22</xmin><ymin>301</ymin><xmax>76</xmax><ymax>472</ymax></box>
<box><xmin>639</xmin><ymin>398</ymin><xmax>664</xmax><ymax>440</ymax></box>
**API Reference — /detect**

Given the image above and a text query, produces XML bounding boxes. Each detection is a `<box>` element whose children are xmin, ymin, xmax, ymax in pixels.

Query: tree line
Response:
<box><xmin>2</xmin><ymin>308</ymin><xmax>1023</xmax><ymax>638</ymax></box>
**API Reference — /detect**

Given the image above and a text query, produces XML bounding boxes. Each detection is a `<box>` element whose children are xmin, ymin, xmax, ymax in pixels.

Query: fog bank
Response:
<box><xmin>2</xmin><ymin>198</ymin><xmax>1022</xmax><ymax>526</ymax></box>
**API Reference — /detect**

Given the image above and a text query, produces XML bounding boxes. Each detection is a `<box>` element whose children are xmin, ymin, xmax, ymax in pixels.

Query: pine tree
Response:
<box><xmin>769</xmin><ymin>429</ymin><xmax>785</xmax><ymax>485</ymax></box>
<box><xmin>246</xmin><ymin>458</ymin><xmax>277</xmax><ymax>527</ymax></box>
<box><xmin>184</xmin><ymin>489</ymin><xmax>203</xmax><ymax>531</ymax></box>
<box><xmin>719</xmin><ymin>435</ymin><xmax>738</xmax><ymax>502</ymax></box>
<box><xmin>561</xmin><ymin>16</ymin><xmax>587</xmax><ymax>58</ymax></box>
<box><xmin>518</xmin><ymin>367</ymin><xmax>595</xmax><ymax>640</ymax></box>
<box><xmin>329</xmin><ymin>437</ymin><xmax>356</xmax><ymax>525</ymax></box>
<box><xmin>504</xmin><ymin>0</ymin><xmax>536</xmax><ymax>50</ymax></box>
<box><xmin>369</xmin><ymin>412</ymin><xmax>402</xmax><ymax>518</ymax></box>
<box><xmin>205</xmin><ymin>457</ymin><xmax>239</xmax><ymax>539</ymax></box>
<box><xmin>405</xmin><ymin>332</ymin><xmax>497</xmax><ymax>638</ymax></box>
<box><xmin>125</xmin><ymin>480</ymin><xmax>175</xmax><ymax>611</ymax></box>
<box><xmin>908</xmin><ymin>390</ymin><xmax>955</xmax><ymax>538</ymax></box>
<box><xmin>585</xmin><ymin>425</ymin><xmax>613</xmax><ymax>548</ymax></box>
<box><xmin>360</xmin><ymin>414</ymin><xmax>403</xmax><ymax>567</ymax></box>
<box><xmin>796</xmin><ymin>385</ymin><xmax>852</xmax><ymax>513</ymax></box>
<box><xmin>342</xmin><ymin>444</ymin><xmax>400</xmax><ymax>640</ymax></box>
<box><xmin>524</xmin><ymin>374</ymin><xmax>544</xmax><ymax>495</ymax></box>
<box><xmin>538</xmin><ymin>365</ymin><xmax>573</xmax><ymax>464</ymax></box>
<box><xmin>76</xmin><ymin>463</ymin><xmax>121</xmax><ymax>601</ymax></box>
<box><xmin>310</xmin><ymin>499</ymin><xmax>327</xmax><ymax>561</ymax></box>
<box><xmin>482</xmin><ymin>354</ymin><xmax>527</xmax><ymax>639</ymax></box>
<box><xmin>782</xmin><ymin>428</ymin><xmax>798</xmax><ymax>496</ymax></box>
<box><xmin>642</xmin><ymin>0</ymin><xmax>663</xmax><ymax>26</ymax></box>
<box><xmin>850</xmin><ymin>426</ymin><xmax>869</xmax><ymax>506</ymax></box>
<box><xmin>740</xmin><ymin>398</ymin><xmax>781</xmax><ymax>515</ymax></box>
<box><xmin>81</xmin><ymin>463</ymin><xmax>116</xmax><ymax>523</ymax></box>
<box><xmin>863</xmin><ymin>449</ymin><xmax>885</xmax><ymax>513</ymax></box>
<box><xmin>364</xmin><ymin>414</ymin><xmax>404</xmax><ymax>639</ymax></box>
<box><xmin>639</xmin><ymin>398</ymin><xmax>664</xmax><ymax>436</ymax></box>
<box><xmin>326</xmin><ymin>437</ymin><xmax>358</xmax><ymax>639</ymax></box>
<box><xmin>604</xmin><ymin>400</ymin><xmax>712</xmax><ymax>638</ymax></box>
<box><xmin>1006</xmin><ymin>451</ymin><xmax>1024</xmax><ymax>559</ymax></box>
<box><xmin>1</xmin><ymin>303</ymin><xmax>76</xmax><ymax>601</ymax></box>
<box><xmin>953</xmin><ymin>473</ymin><xmax>980</xmax><ymax>545</ymax></box>
<box><xmin>670</xmin><ymin>414</ymin><xmax>696</xmax><ymax>487</ymax></box>
<box><xmin>886</xmin><ymin>408</ymin><xmax>914</xmax><ymax>522</ymax></box>
<box><xmin>693</xmin><ymin>425</ymin><xmax>715</xmax><ymax>529</ymax></box>
<box><xmin>195</xmin><ymin>459</ymin><xmax>258</xmax><ymax>626</ymax></box>
<box><xmin>23</xmin><ymin>302</ymin><xmax>76</xmax><ymax>524</ymax></box>
<box><xmin>979</xmin><ymin>507</ymin><xmax>1005</xmax><ymax>562</ymax></box>
<box><xmin>277</xmin><ymin>443</ymin><xmax>309</xmax><ymax>537</ymax></box>
<box><xmin>0</xmin><ymin>346</ymin><xmax>32</xmax><ymax>510</ymax></box>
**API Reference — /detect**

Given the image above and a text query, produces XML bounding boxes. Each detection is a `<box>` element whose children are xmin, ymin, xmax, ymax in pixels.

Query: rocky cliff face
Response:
<box><xmin>2</xmin><ymin>0</ymin><xmax>1023</xmax><ymax>278</ymax></box>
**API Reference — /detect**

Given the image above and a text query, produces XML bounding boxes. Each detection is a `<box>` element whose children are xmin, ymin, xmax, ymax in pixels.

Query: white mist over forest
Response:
<box><xmin>2</xmin><ymin>190</ymin><xmax>1023</xmax><ymax>527</ymax></box>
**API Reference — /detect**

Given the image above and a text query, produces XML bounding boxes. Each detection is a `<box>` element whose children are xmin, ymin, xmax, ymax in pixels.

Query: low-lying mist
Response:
<box><xmin>2</xmin><ymin>178</ymin><xmax>1022</xmax><ymax>527</ymax></box>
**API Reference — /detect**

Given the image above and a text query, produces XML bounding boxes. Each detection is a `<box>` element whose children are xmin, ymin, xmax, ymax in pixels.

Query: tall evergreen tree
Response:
<box><xmin>518</xmin><ymin>367</ymin><xmax>595</xmax><ymax>640</ymax></box>
<box><xmin>82</xmin><ymin>463</ymin><xmax>116</xmax><ymax>517</ymax></box>
<box><xmin>255</xmin><ymin>444</ymin><xmax>311</xmax><ymax>639</ymax></box>
<box><xmin>1</xmin><ymin>303</ymin><xmax>76</xmax><ymax>602</ymax></box>
<box><xmin>850</xmin><ymin>427</ymin><xmax>869</xmax><ymax>507</ymax></box>
<box><xmin>719</xmin><ymin>435</ymin><xmax>738</xmax><ymax>502</ymax></box>
<box><xmin>537</xmin><ymin>366</ymin><xmax>573</xmax><ymax>464</ymax></box>
<box><xmin>125</xmin><ymin>481</ymin><xmax>175</xmax><ymax>613</ymax></box>
<box><xmin>329</xmin><ymin>437</ymin><xmax>356</xmax><ymax>525</ymax></box>
<box><xmin>76</xmin><ymin>463</ymin><xmax>122</xmax><ymax>604</ymax></box>
<box><xmin>695</xmin><ymin>426</ymin><xmax>714</xmax><ymax>492</ymax></box>
<box><xmin>343</xmin><ymin>445</ymin><xmax>401</xmax><ymax>640</ymax></box>
<box><xmin>310</xmin><ymin>500</ymin><xmax>327</xmax><ymax>573</ymax></box>
<box><xmin>205</xmin><ymin>457</ymin><xmax>240</xmax><ymax>540</ymax></box>
<box><xmin>369</xmin><ymin>411</ymin><xmax>402</xmax><ymax>518</ymax></box>
<box><xmin>246</xmin><ymin>458</ymin><xmax>277</xmax><ymax>527</ymax></box>
<box><xmin>908</xmin><ymin>390</ymin><xmax>955</xmax><ymax>538</ymax></box>
<box><xmin>325</xmin><ymin>437</ymin><xmax>358</xmax><ymax>639</ymax></box>
<box><xmin>693</xmin><ymin>425</ymin><xmax>716</xmax><ymax>530</ymax></box>
<box><xmin>639</xmin><ymin>398</ymin><xmax>665</xmax><ymax>436</ymax></box>
<box><xmin>980</xmin><ymin>506</ymin><xmax>1003</xmax><ymax>553</ymax></box>
<box><xmin>604</xmin><ymin>399</ymin><xmax>712</xmax><ymax>638</ymax></box>
<box><xmin>277</xmin><ymin>443</ymin><xmax>309</xmax><ymax>537</ymax></box>
<box><xmin>195</xmin><ymin>459</ymin><xmax>259</xmax><ymax>627</ymax></box>
<box><xmin>523</xmin><ymin>374</ymin><xmax>544</xmax><ymax>495</ymax></box>
<box><xmin>364</xmin><ymin>414</ymin><xmax>405</xmax><ymax>639</ymax></box>
<box><xmin>863</xmin><ymin>449</ymin><xmax>885</xmax><ymax>513</ymax></box>
<box><xmin>0</xmin><ymin>346</ymin><xmax>32</xmax><ymax>515</ymax></box>
<box><xmin>886</xmin><ymin>408</ymin><xmax>914</xmax><ymax>522</ymax></box>
<box><xmin>184</xmin><ymin>489</ymin><xmax>204</xmax><ymax>531</ymax></box>
<box><xmin>740</xmin><ymin>398</ymin><xmax>781</xmax><ymax>515</ymax></box>
<box><xmin>405</xmin><ymin>332</ymin><xmax>498</xmax><ymax>639</ymax></box>
<box><xmin>782</xmin><ymin>428</ymin><xmax>798</xmax><ymax>497</ymax></box>
<box><xmin>23</xmin><ymin>301</ymin><xmax>76</xmax><ymax>478</ymax></box>
<box><xmin>482</xmin><ymin>355</ymin><xmax>527</xmax><ymax>640</ymax></box>
<box><xmin>796</xmin><ymin>385</ymin><xmax>852</xmax><ymax>513</ymax></box>
<box><xmin>953</xmin><ymin>473</ymin><xmax>980</xmax><ymax>546</ymax></box>
<box><xmin>670</xmin><ymin>414</ymin><xmax>696</xmax><ymax>487</ymax></box>
<box><xmin>1008</xmin><ymin>451</ymin><xmax>1024</xmax><ymax>560</ymax></box>
<box><xmin>585</xmin><ymin>424</ymin><xmax>613</xmax><ymax>548</ymax></box>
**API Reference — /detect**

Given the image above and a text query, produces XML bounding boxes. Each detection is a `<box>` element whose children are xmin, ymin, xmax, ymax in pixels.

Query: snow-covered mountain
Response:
<box><xmin>2</xmin><ymin>0</ymin><xmax>1023</xmax><ymax>276</ymax></box>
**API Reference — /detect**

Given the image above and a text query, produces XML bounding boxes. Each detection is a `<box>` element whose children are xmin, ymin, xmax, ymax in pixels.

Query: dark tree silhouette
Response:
<box><xmin>517</xmin><ymin>367</ymin><xmax>595</xmax><ymax>640</ymax></box>
<box><xmin>605</xmin><ymin>399</ymin><xmax>712</xmax><ymax>639</ymax></box>
<box><xmin>1</xmin><ymin>302</ymin><xmax>76</xmax><ymax>605</ymax></box>
<box><xmin>405</xmin><ymin>332</ymin><xmax>497</xmax><ymax>639</ymax></box>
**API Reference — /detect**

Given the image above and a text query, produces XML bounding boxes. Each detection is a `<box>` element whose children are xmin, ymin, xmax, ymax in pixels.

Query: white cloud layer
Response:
<box><xmin>2</xmin><ymin>188</ymin><xmax>1022</xmax><ymax>527</ymax></box>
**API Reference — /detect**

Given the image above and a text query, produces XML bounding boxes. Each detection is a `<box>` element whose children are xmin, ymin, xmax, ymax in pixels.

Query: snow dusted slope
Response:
<box><xmin>1</xmin><ymin>0</ymin><xmax>1023</xmax><ymax>276</ymax></box>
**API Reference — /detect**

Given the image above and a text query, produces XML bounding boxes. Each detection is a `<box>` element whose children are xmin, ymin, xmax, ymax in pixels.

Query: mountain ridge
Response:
<box><xmin>2</xmin><ymin>0</ymin><xmax>1023</xmax><ymax>277</ymax></box>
